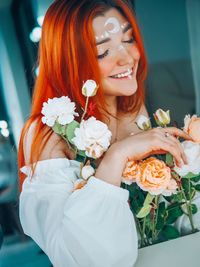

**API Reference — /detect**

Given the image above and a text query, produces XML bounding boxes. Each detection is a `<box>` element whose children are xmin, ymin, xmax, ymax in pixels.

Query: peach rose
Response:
<box><xmin>73</xmin><ymin>179</ymin><xmax>87</xmax><ymax>191</ymax></box>
<box><xmin>184</xmin><ymin>114</ymin><xmax>200</xmax><ymax>143</ymax></box>
<box><xmin>136</xmin><ymin>157</ymin><xmax>172</xmax><ymax>196</ymax></box>
<box><xmin>162</xmin><ymin>178</ymin><xmax>178</xmax><ymax>196</ymax></box>
<box><xmin>122</xmin><ymin>160</ymin><xmax>141</xmax><ymax>185</ymax></box>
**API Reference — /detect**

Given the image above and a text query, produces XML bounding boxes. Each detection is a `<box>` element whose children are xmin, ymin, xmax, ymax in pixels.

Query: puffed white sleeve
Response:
<box><xmin>19</xmin><ymin>158</ymin><xmax>138</xmax><ymax>267</ymax></box>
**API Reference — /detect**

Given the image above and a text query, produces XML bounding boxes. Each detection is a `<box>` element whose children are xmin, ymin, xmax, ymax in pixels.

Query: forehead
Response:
<box><xmin>92</xmin><ymin>8</ymin><xmax>127</xmax><ymax>36</ymax></box>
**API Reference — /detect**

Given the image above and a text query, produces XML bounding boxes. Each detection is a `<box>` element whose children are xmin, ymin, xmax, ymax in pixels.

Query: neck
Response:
<box><xmin>104</xmin><ymin>95</ymin><xmax>118</xmax><ymax>118</ymax></box>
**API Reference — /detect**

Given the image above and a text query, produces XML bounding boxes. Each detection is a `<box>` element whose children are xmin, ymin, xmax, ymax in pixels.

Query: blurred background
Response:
<box><xmin>0</xmin><ymin>0</ymin><xmax>199</xmax><ymax>266</ymax></box>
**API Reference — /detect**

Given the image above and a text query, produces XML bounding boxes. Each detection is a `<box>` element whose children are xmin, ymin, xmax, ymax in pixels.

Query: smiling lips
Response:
<box><xmin>110</xmin><ymin>68</ymin><xmax>133</xmax><ymax>79</ymax></box>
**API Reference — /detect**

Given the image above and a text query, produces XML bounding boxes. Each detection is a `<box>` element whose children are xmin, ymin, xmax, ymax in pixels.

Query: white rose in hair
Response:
<box><xmin>82</xmin><ymin>80</ymin><xmax>98</xmax><ymax>97</ymax></box>
<box><xmin>41</xmin><ymin>96</ymin><xmax>78</xmax><ymax>127</ymax></box>
<box><xmin>72</xmin><ymin>116</ymin><xmax>112</xmax><ymax>159</ymax></box>
<box><xmin>174</xmin><ymin>141</ymin><xmax>200</xmax><ymax>176</ymax></box>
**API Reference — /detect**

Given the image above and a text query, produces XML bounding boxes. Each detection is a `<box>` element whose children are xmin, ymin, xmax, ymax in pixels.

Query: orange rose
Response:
<box><xmin>73</xmin><ymin>179</ymin><xmax>87</xmax><ymax>191</ymax></box>
<box><xmin>136</xmin><ymin>157</ymin><xmax>172</xmax><ymax>195</ymax></box>
<box><xmin>122</xmin><ymin>160</ymin><xmax>141</xmax><ymax>185</ymax></box>
<box><xmin>184</xmin><ymin>115</ymin><xmax>200</xmax><ymax>144</ymax></box>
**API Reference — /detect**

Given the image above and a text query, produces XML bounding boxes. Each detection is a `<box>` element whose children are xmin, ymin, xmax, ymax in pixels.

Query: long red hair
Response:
<box><xmin>18</xmin><ymin>0</ymin><xmax>147</xmax><ymax>189</ymax></box>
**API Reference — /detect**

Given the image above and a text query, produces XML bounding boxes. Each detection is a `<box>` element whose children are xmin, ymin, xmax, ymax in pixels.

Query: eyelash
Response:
<box><xmin>97</xmin><ymin>50</ymin><xmax>109</xmax><ymax>59</ymax></box>
<box><xmin>97</xmin><ymin>37</ymin><xmax>135</xmax><ymax>59</ymax></box>
<box><xmin>124</xmin><ymin>37</ymin><xmax>135</xmax><ymax>44</ymax></box>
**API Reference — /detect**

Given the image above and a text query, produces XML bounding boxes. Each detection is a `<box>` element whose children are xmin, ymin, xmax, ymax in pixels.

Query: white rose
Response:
<box><xmin>174</xmin><ymin>141</ymin><xmax>200</xmax><ymax>176</ymax></box>
<box><xmin>154</xmin><ymin>108</ymin><xmax>170</xmax><ymax>127</ymax></box>
<box><xmin>86</xmin><ymin>143</ymin><xmax>105</xmax><ymax>159</ymax></box>
<box><xmin>135</xmin><ymin>115</ymin><xmax>151</xmax><ymax>131</ymax></box>
<box><xmin>81</xmin><ymin>165</ymin><xmax>95</xmax><ymax>180</ymax></box>
<box><xmin>41</xmin><ymin>96</ymin><xmax>78</xmax><ymax>127</ymax></box>
<box><xmin>82</xmin><ymin>80</ymin><xmax>98</xmax><ymax>97</ymax></box>
<box><xmin>72</xmin><ymin>116</ymin><xmax>112</xmax><ymax>159</ymax></box>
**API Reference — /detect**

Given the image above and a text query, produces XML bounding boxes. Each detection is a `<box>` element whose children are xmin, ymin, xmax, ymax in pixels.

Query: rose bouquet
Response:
<box><xmin>41</xmin><ymin>80</ymin><xmax>200</xmax><ymax>248</ymax></box>
<box><xmin>121</xmin><ymin>110</ymin><xmax>200</xmax><ymax>247</ymax></box>
<box><xmin>41</xmin><ymin>80</ymin><xmax>112</xmax><ymax>190</ymax></box>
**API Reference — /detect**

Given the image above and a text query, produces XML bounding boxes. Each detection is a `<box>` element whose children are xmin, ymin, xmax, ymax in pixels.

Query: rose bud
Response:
<box><xmin>81</xmin><ymin>165</ymin><xmax>95</xmax><ymax>180</ymax></box>
<box><xmin>154</xmin><ymin>109</ymin><xmax>170</xmax><ymax>127</ymax></box>
<box><xmin>135</xmin><ymin>115</ymin><xmax>151</xmax><ymax>131</ymax></box>
<box><xmin>82</xmin><ymin>80</ymin><xmax>98</xmax><ymax>97</ymax></box>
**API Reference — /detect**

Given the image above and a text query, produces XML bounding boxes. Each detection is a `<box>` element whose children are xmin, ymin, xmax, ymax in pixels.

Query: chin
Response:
<box><xmin>122</xmin><ymin>83</ymin><xmax>138</xmax><ymax>96</ymax></box>
<box><xmin>104</xmin><ymin>78</ymin><xmax>138</xmax><ymax>97</ymax></box>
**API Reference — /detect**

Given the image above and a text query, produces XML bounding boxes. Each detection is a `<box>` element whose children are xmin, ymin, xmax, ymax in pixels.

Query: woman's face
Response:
<box><xmin>92</xmin><ymin>8</ymin><xmax>140</xmax><ymax>97</ymax></box>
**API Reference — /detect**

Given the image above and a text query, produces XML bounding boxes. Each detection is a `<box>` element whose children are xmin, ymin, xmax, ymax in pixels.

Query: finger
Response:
<box><xmin>155</xmin><ymin>136</ymin><xmax>183</xmax><ymax>167</ymax></box>
<box><xmin>164</xmin><ymin>127</ymin><xmax>192</xmax><ymax>140</ymax></box>
<box><xmin>166</xmin><ymin>135</ymin><xmax>188</xmax><ymax>165</ymax></box>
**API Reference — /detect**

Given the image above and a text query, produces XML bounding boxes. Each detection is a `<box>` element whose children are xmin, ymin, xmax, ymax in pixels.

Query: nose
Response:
<box><xmin>117</xmin><ymin>45</ymin><xmax>133</xmax><ymax>66</ymax></box>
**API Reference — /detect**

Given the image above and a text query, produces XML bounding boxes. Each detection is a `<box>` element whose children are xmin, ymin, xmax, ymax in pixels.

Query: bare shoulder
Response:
<box><xmin>23</xmin><ymin>120</ymin><xmax>74</xmax><ymax>165</ymax></box>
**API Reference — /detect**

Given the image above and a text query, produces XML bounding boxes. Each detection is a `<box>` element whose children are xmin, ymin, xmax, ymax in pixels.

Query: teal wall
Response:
<box><xmin>135</xmin><ymin>0</ymin><xmax>190</xmax><ymax>64</ymax></box>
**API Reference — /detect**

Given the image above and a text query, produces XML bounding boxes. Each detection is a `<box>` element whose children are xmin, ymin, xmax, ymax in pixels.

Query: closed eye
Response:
<box><xmin>97</xmin><ymin>49</ymin><xmax>109</xmax><ymax>59</ymax></box>
<box><xmin>123</xmin><ymin>37</ymin><xmax>135</xmax><ymax>44</ymax></box>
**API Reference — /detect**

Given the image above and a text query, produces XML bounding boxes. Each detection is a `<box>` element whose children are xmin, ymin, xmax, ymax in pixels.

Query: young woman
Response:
<box><xmin>18</xmin><ymin>1</ymin><xmax>190</xmax><ymax>266</ymax></box>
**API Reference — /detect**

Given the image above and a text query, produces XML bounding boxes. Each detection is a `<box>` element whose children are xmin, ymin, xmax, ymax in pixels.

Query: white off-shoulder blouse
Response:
<box><xmin>19</xmin><ymin>158</ymin><xmax>138</xmax><ymax>267</ymax></box>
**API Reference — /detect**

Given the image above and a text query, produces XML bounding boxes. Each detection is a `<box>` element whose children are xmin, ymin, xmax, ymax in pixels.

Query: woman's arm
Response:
<box><xmin>20</xmin><ymin>123</ymin><xmax>138</xmax><ymax>267</ymax></box>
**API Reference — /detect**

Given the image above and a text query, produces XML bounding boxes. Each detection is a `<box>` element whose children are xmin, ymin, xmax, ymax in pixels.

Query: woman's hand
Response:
<box><xmin>95</xmin><ymin>127</ymin><xmax>192</xmax><ymax>187</ymax></box>
<box><xmin>114</xmin><ymin>127</ymin><xmax>192</xmax><ymax>167</ymax></box>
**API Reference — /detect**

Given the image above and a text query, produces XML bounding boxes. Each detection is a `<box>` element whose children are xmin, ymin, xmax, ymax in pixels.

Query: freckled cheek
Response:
<box><xmin>98</xmin><ymin>61</ymin><xmax>114</xmax><ymax>78</ymax></box>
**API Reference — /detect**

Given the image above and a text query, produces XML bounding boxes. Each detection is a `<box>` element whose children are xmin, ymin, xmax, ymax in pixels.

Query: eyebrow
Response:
<box><xmin>122</xmin><ymin>23</ymin><xmax>132</xmax><ymax>33</ymax></box>
<box><xmin>96</xmin><ymin>23</ymin><xmax>132</xmax><ymax>46</ymax></box>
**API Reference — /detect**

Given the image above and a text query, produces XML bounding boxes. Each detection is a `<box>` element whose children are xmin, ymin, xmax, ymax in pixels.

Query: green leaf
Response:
<box><xmin>191</xmin><ymin>176</ymin><xmax>200</xmax><ymax>183</ymax></box>
<box><xmin>166</xmin><ymin>153</ymin><xmax>174</xmax><ymax>167</ymax></box>
<box><xmin>165</xmin><ymin>192</ymin><xmax>183</xmax><ymax>202</ymax></box>
<box><xmin>66</xmin><ymin>121</ymin><xmax>80</xmax><ymax>144</ymax></box>
<box><xmin>156</xmin><ymin>216</ymin><xmax>165</xmax><ymax>230</ymax></box>
<box><xmin>143</xmin><ymin>193</ymin><xmax>155</xmax><ymax>207</ymax></box>
<box><xmin>195</xmin><ymin>184</ymin><xmax>200</xmax><ymax>191</ymax></box>
<box><xmin>156</xmin><ymin>202</ymin><xmax>166</xmax><ymax>230</ymax></box>
<box><xmin>166</xmin><ymin>206</ymin><xmax>183</xmax><ymax>224</ymax></box>
<box><xmin>52</xmin><ymin>121</ymin><xmax>66</xmax><ymax>135</ymax></box>
<box><xmin>77</xmin><ymin>150</ymin><xmax>86</xmax><ymax>157</ymax></box>
<box><xmin>160</xmin><ymin>225</ymin><xmax>180</xmax><ymax>240</ymax></box>
<box><xmin>191</xmin><ymin>204</ymin><xmax>198</xmax><ymax>215</ymax></box>
<box><xmin>136</xmin><ymin>204</ymin><xmax>152</xmax><ymax>218</ymax></box>
<box><xmin>158</xmin><ymin>202</ymin><xmax>166</xmax><ymax>215</ymax></box>
<box><xmin>183</xmin><ymin>172</ymin><xmax>199</xmax><ymax>179</ymax></box>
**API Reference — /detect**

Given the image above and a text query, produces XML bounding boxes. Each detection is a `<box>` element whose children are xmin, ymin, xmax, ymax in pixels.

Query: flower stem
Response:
<box><xmin>61</xmin><ymin>134</ymin><xmax>75</xmax><ymax>152</ymax></box>
<box><xmin>180</xmin><ymin>183</ymin><xmax>195</xmax><ymax>232</ymax></box>
<box><xmin>152</xmin><ymin>196</ymin><xmax>159</xmax><ymax>242</ymax></box>
<box><xmin>81</xmin><ymin>96</ymin><xmax>89</xmax><ymax>121</ymax></box>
